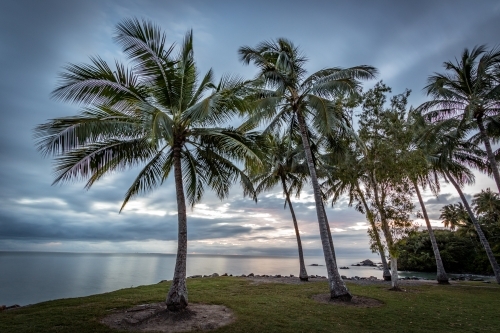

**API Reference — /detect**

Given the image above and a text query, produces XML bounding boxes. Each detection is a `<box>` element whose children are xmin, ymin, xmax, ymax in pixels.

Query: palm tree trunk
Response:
<box><xmin>322</xmin><ymin>204</ymin><xmax>337</xmax><ymax>262</ymax></box>
<box><xmin>445</xmin><ymin>170</ymin><xmax>500</xmax><ymax>284</ymax></box>
<box><xmin>412</xmin><ymin>180</ymin><xmax>449</xmax><ymax>284</ymax></box>
<box><xmin>166</xmin><ymin>145</ymin><xmax>189</xmax><ymax>310</ymax></box>
<box><xmin>281</xmin><ymin>176</ymin><xmax>309</xmax><ymax>281</ymax></box>
<box><xmin>296</xmin><ymin>111</ymin><xmax>351</xmax><ymax>300</ymax></box>
<box><xmin>477</xmin><ymin>117</ymin><xmax>500</xmax><ymax>193</ymax></box>
<box><xmin>356</xmin><ymin>184</ymin><xmax>391</xmax><ymax>281</ymax></box>
<box><xmin>369</xmin><ymin>173</ymin><xmax>400</xmax><ymax>289</ymax></box>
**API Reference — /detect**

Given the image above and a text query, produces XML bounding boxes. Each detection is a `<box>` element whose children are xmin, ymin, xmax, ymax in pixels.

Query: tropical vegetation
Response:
<box><xmin>238</xmin><ymin>38</ymin><xmax>377</xmax><ymax>299</ymax></box>
<box><xmin>34</xmin><ymin>15</ymin><xmax>500</xmax><ymax>314</ymax></box>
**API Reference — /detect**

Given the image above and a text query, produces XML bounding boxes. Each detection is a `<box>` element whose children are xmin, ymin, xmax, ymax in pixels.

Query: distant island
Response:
<box><xmin>351</xmin><ymin>259</ymin><xmax>378</xmax><ymax>267</ymax></box>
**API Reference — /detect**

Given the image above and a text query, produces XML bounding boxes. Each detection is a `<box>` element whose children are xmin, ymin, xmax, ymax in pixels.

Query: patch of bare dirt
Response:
<box><xmin>100</xmin><ymin>303</ymin><xmax>235</xmax><ymax>332</ymax></box>
<box><xmin>246</xmin><ymin>276</ymin><xmax>327</xmax><ymax>285</ymax></box>
<box><xmin>311</xmin><ymin>294</ymin><xmax>384</xmax><ymax>308</ymax></box>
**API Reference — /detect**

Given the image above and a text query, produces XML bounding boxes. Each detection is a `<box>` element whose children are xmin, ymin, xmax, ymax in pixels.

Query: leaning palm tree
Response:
<box><xmin>35</xmin><ymin>19</ymin><xmax>260</xmax><ymax>310</ymax></box>
<box><xmin>239</xmin><ymin>38</ymin><xmax>377</xmax><ymax>300</ymax></box>
<box><xmin>407</xmin><ymin>111</ymin><xmax>450</xmax><ymax>283</ymax></box>
<box><xmin>320</xmin><ymin>138</ymin><xmax>392</xmax><ymax>281</ymax></box>
<box><xmin>250</xmin><ymin>134</ymin><xmax>309</xmax><ymax>280</ymax></box>
<box><xmin>430</xmin><ymin>123</ymin><xmax>500</xmax><ymax>283</ymax></box>
<box><xmin>420</xmin><ymin>45</ymin><xmax>500</xmax><ymax>193</ymax></box>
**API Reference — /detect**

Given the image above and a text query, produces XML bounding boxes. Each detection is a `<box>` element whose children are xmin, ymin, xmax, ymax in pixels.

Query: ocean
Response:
<box><xmin>0</xmin><ymin>252</ymin><xmax>385</xmax><ymax>306</ymax></box>
<box><xmin>0</xmin><ymin>251</ymin><xmax>489</xmax><ymax>306</ymax></box>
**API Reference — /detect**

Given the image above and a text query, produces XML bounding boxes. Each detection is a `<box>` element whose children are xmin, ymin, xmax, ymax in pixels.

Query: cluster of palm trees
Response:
<box><xmin>34</xmin><ymin>19</ymin><xmax>500</xmax><ymax>310</ymax></box>
<box><xmin>440</xmin><ymin>189</ymin><xmax>500</xmax><ymax>247</ymax></box>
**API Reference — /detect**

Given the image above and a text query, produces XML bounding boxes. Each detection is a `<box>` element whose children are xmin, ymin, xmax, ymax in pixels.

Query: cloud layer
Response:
<box><xmin>0</xmin><ymin>0</ymin><xmax>498</xmax><ymax>256</ymax></box>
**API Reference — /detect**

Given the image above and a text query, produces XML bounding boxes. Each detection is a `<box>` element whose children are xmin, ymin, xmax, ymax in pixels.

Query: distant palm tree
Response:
<box><xmin>321</xmin><ymin>139</ymin><xmax>392</xmax><ymax>281</ymax></box>
<box><xmin>439</xmin><ymin>203</ymin><xmax>468</xmax><ymax>231</ymax></box>
<box><xmin>473</xmin><ymin>188</ymin><xmax>500</xmax><ymax>222</ymax></box>
<box><xmin>408</xmin><ymin>111</ymin><xmax>449</xmax><ymax>283</ymax></box>
<box><xmin>429</xmin><ymin>123</ymin><xmax>500</xmax><ymax>283</ymax></box>
<box><xmin>35</xmin><ymin>19</ymin><xmax>260</xmax><ymax>310</ymax></box>
<box><xmin>250</xmin><ymin>134</ymin><xmax>309</xmax><ymax>280</ymax></box>
<box><xmin>239</xmin><ymin>38</ymin><xmax>377</xmax><ymax>300</ymax></box>
<box><xmin>420</xmin><ymin>45</ymin><xmax>500</xmax><ymax>192</ymax></box>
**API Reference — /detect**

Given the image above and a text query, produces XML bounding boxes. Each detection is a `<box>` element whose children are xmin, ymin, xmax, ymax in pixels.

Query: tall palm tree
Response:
<box><xmin>320</xmin><ymin>139</ymin><xmax>392</xmax><ymax>281</ymax></box>
<box><xmin>239</xmin><ymin>38</ymin><xmax>377</xmax><ymax>300</ymax></box>
<box><xmin>443</xmin><ymin>170</ymin><xmax>500</xmax><ymax>283</ymax></box>
<box><xmin>407</xmin><ymin>111</ymin><xmax>450</xmax><ymax>283</ymax></box>
<box><xmin>429</xmin><ymin>122</ymin><xmax>500</xmax><ymax>283</ymax></box>
<box><xmin>410</xmin><ymin>177</ymin><xmax>449</xmax><ymax>283</ymax></box>
<box><xmin>250</xmin><ymin>134</ymin><xmax>309</xmax><ymax>280</ymax></box>
<box><xmin>35</xmin><ymin>19</ymin><xmax>260</xmax><ymax>310</ymax></box>
<box><xmin>420</xmin><ymin>45</ymin><xmax>500</xmax><ymax>192</ymax></box>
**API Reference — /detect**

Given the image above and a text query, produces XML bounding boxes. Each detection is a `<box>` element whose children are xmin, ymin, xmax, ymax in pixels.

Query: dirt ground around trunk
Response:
<box><xmin>311</xmin><ymin>293</ymin><xmax>384</xmax><ymax>307</ymax></box>
<box><xmin>245</xmin><ymin>275</ymin><xmax>438</xmax><ymax>286</ymax></box>
<box><xmin>99</xmin><ymin>277</ymin><xmax>442</xmax><ymax>332</ymax></box>
<box><xmin>100</xmin><ymin>303</ymin><xmax>235</xmax><ymax>332</ymax></box>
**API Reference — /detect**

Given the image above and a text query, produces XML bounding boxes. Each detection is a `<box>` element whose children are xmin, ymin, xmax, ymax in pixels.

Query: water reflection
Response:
<box><xmin>2</xmin><ymin>252</ymin><xmax>490</xmax><ymax>307</ymax></box>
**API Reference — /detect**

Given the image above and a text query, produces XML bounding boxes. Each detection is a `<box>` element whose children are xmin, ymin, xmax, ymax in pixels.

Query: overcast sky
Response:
<box><xmin>0</xmin><ymin>0</ymin><xmax>498</xmax><ymax>257</ymax></box>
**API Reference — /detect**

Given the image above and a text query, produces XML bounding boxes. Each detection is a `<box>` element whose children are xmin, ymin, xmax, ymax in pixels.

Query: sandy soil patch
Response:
<box><xmin>311</xmin><ymin>294</ymin><xmax>384</xmax><ymax>308</ymax></box>
<box><xmin>246</xmin><ymin>276</ymin><xmax>327</xmax><ymax>285</ymax></box>
<box><xmin>101</xmin><ymin>303</ymin><xmax>235</xmax><ymax>332</ymax></box>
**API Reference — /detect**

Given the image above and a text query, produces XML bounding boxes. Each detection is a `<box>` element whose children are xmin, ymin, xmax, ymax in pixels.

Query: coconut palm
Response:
<box><xmin>34</xmin><ymin>19</ymin><xmax>261</xmax><ymax>310</ymax></box>
<box><xmin>250</xmin><ymin>134</ymin><xmax>309</xmax><ymax>280</ymax></box>
<box><xmin>420</xmin><ymin>45</ymin><xmax>500</xmax><ymax>192</ymax></box>
<box><xmin>320</xmin><ymin>138</ymin><xmax>392</xmax><ymax>281</ymax></box>
<box><xmin>473</xmin><ymin>188</ymin><xmax>500</xmax><ymax>222</ymax></box>
<box><xmin>428</xmin><ymin>122</ymin><xmax>500</xmax><ymax>283</ymax></box>
<box><xmin>406</xmin><ymin>111</ymin><xmax>450</xmax><ymax>283</ymax></box>
<box><xmin>239</xmin><ymin>38</ymin><xmax>377</xmax><ymax>300</ymax></box>
<box><xmin>439</xmin><ymin>203</ymin><xmax>468</xmax><ymax>231</ymax></box>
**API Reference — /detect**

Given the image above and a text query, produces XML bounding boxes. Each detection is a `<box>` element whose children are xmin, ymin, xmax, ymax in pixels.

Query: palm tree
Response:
<box><xmin>35</xmin><ymin>19</ymin><xmax>260</xmax><ymax>310</ymax></box>
<box><xmin>250</xmin><ymin>134</ymin><xmax>309</xmax><ymax>280</ymax></box>
<box><xmin>407</xmin><ymin>111</ymin><xmax>450</xmax><ymax>283</ymax></box>
<box><xmin>429</xmin><ymin>122</ymin><xmax>500</xmax><ymax>283</ymax></box>
<box><xmin>473</xmin><ymin>188</ymin><xmax>500</xmax><ymax>222</ymax></box>
<box><xmin>439</xmin><ymin>203</ymin><xmax>468</xmax><ymax>231</ymax></box>
<box><xmin>239</xmin><ymin>38</ymin><xmax>377</xmax><ymax>300</ymax></box>
<box><xmin>420</xmin><ymin>45</ymin><xmax>500</xmax><ymax>193</ymax></box>
<box><xmin>411</xmin><ymin>177</ymin><xmax>450</xmax><ymax>283</ymax></box>
<box><xmin>320</xmin><ymin>139</ymin><xmax>392</xmax><ymax>281</ymax></box>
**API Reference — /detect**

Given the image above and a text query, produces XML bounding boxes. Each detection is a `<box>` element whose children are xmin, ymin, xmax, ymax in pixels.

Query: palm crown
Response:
<box><xmin>419</xmin><ymin>45</ymin><xmax>500</xmax><ymax>192</ymax></box>
<box><xmin>35</xmin><ymin>18</ymin><xmax>261</xmax><ymax>310</ymax></box>
<box><xmin>35</xmin><ymin>19</ymin><xmax>259</xmax><ymax>208</ymax></box>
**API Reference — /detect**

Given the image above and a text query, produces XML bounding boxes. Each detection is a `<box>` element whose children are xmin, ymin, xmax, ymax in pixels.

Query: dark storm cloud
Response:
<box><xmin>0</xmin><ymin>208</ymin><xmax>271</xmax><ymax>242</ymax></box>
<box><xmin>1</xmin><ymin>0</ymin><xmax>498</xmax><ymax>251</ymax></box>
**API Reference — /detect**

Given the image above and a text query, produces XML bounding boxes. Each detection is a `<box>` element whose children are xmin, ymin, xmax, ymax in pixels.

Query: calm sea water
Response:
<box><xmin>0</xmin><ymin>252</ymin><xmax>491</xmax><ymax>306</ymax></box>
<box><xmin>0</xmin><ymin>252</ymin><xmax>385</xmax><ymax>306</ymax></box>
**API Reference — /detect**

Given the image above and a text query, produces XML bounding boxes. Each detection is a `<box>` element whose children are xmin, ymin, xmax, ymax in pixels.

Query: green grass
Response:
<box><xmin>1</xmin><ymin>279</ymin><xmax>499</xmax><ymax>332</ymax></box>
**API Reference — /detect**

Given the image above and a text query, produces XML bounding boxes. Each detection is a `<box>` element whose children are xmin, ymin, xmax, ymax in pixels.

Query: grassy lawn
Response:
<box><xmin>1</xmin><ymin>278</ymin><xmax>499</xmax><ymax>332</ymax></box>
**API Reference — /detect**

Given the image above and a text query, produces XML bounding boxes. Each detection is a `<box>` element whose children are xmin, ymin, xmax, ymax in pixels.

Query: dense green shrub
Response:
<box><xmin>397</xmin><ymin>229</ymin><xmax>499</xmax><ymax>275</ymax></box>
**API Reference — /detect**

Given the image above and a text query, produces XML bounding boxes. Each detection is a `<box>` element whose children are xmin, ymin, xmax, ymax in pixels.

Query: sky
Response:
<box><xmin>0</xmin><ymin>0</ymin><xmax>498</xmax><ymax>258</ymax></box>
